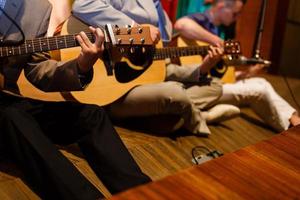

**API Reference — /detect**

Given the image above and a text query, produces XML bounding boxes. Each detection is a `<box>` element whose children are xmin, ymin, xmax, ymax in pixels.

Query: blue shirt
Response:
<box><xmin>188</xmin><ymin>11</ymin><xmax>219</xmax><ymax>36</ymax></box>
<box><xmin>187</xmin><ymin>11</ymin><xmax>226</xmax><ymax>39</ymax></box>
<box><xmin>0</xmin><ymin>0</ymin><xmax>6</xmax><ymax>16</ymax></box>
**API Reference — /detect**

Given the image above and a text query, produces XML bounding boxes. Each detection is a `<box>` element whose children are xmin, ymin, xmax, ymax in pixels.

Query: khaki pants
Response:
<box><xmin>106</xmin><ymin>78</ymin><xmax>222</xmax><ymax>135</ymax></box>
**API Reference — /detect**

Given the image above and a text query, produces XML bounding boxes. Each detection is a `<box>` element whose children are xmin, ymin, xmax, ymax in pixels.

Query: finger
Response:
<box><xmin>209</xmin><ymin>46</ymin><xmax>217</xmax><ymax>56</ymax></box>
<box><xmin>91</xmin><ymin>27</ymin><xmax>104</xmax><ymax>48</ymax></box>
<box><xmin>79</xmin><ymin>31</ymin><xmax>93</xmax><ymax>48</ymax></box>
<box><xmin>76</xmin><ymin>33</ymin><xmax>88</xmax><ymax>50</ymax></box>
<box><xmin>89</xmin><ymin>26</ymin><xmax>96</xmax><ymax>32</ymax></box>
<box><xmin>216</xmin><ymin>47</ymin><xmax>224</xmax><ymax>56</ymax></box>
<box><xmin>150</xmin><ymin>25</ymin><xmax>160</xmax><ymax>44</ymax></box>
<box><xmin>208</xmin><ymin>50</ymin><xmax>213</xmax><ymax>58</ymax></box>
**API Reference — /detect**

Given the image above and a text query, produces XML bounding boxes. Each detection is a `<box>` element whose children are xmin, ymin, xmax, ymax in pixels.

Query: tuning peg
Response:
<box><xmin>114</xmin><ymin>25</ymin><xmax>120</xmax><ymax>34</ymax></box>
<box><xmin>126</xmin><ymin>25</ymin><xmax>132</xmax><ymax>34</ymax></box>
<box><xmin>117</xmin><ymin>38</ymin><xmax>122</xmax><ymax>44</ymax></box>
<box><xmin>130</xmin><ymin>47</ymin><xmax>135</xmax><ymax>53</ymax></box>
<box><xmin>140</xmin><ymin>38</ymin><xmax>145</xmax><ymax>44</ymax></box>
<box><xmin>119</xmin><ymin>48</ymin><xmax>125</xmax><ymax>53</ymax></box>
<box><xmin>138</xmin><ymin>27</ymin><xmax>143</xmax><ymax>33</ymax></box>
<box><xmin>129</xmin><ymin>38</ymin><xmax>134</xmax><ymax>44</ymax></box>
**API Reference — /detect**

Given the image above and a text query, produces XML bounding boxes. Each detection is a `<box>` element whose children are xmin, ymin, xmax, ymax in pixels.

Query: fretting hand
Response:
<box><xmin>76</xmin><ymin>26</ymin><xmax>104</xmax><ymax>73</ymax></box>
<box><xmin>200</xmin><ymin>45</ymin><xmax>224</xmax><ymax>74</ymax></box>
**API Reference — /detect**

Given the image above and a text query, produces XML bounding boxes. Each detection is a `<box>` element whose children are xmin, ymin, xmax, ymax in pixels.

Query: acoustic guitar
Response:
<box><xmin>13</xmin><ymin>17</ymin><xmax>157</xmax><ymax>106</ymax></box>
<box><xmin>16</xmin><ymin>17</ymin><xmax>240</xmax><ymax>106</ymax></box>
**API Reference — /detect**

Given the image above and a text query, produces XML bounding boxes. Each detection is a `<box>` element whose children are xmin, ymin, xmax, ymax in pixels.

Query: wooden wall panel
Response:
<box><xmin>236</xmin><ymin>0</ymin><xmax>281</xmax><ymax>60</ymax></box>
<box><xmin>235</xmin><ymin>0</ymin><xmax>289</xmax><ymax>74</ymax></box>
<box><xmin>235</xmin><ymin>0</ymin><xmax>261</xmax><ymax>58</ymax></box>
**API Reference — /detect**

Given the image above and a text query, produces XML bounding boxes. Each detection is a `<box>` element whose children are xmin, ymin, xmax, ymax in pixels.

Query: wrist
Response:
<box><xmin>199</xmin><ymin>63</ymin><xmax>209</xmax><ymax>75</ymax></box>
<box><xmin>77</xmin><ymin>56</ymin><xmax>96</xmax><ymax>74</ymax></box>
<box><xmin>76</xmin><ymin>62</ymin><xmax>93</xmax><ymax>88</ymax></box>
<box><xmin>199</xmin><ymin>68</ymin><xmax>208</xmax><ymax>76</ymax></box>
<box><xmin>76</xmin><ymin>60</ymin><xmax>92</xmax><ymax>78</ymax></box>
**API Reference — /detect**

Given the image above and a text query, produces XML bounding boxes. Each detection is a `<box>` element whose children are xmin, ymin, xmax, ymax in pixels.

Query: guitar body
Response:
<box><xmin>17</xmin><ymin>16</ymin><xmax>165</xmax><ymax>106</ymax></box>
<box><xmin>17</xmin><ymin>71</ymin><xmax>66</xmax><ymax>101</ymax></box>
<box><xmin>177</xmin><ymin>36</ymin><xmax>236</xmax><ymax>83</ymax></box>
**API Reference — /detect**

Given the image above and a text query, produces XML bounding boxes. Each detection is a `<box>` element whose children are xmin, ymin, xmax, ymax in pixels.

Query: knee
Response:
<box><xmin>248</xmin><ymin>83</ymin><xmax>270</xmax><ymax>102</ymax></box>
<box><xmin>256</xmin><ymin>79</ymin><xmax>271</xmax><ymax>94</ymax></box>
<box><xmin>80</xmin><ymin>104</ymin><xmax>108</xmax><ymax>125</ymax></box>
<box><xmin>0</xmin><ymin>107</ymin><xmax>22</xmax><ymax>123</ymax></box>
<box><xmin>0</xmin><ymin>107</ymin><xmax>25</xmax><ymax>141</ymax></box>
<box><xmin>240</xmin><ymin>78</ymin><xmax>270</xmax><ymax>98</ymax></box>
<box><xmin>197</xmin><ymin>78</ymin><xmax>223</xmax><ymax>107</ymax></box>
<box><xmin>157</xmin><ymin>84</ymin><xmax>192</xmax><ymax>113</ymax></box>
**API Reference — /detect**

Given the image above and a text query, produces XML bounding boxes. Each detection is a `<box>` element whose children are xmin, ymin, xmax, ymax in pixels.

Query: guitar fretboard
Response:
<box><xmin>153</xmin><ymin>46</ymin><xmax>210</xmax><ymax>60</ymax></box>
<box><xmin>0</xmin><ymin>32</ymin><xmax>94</xmax><ymax>58</ymax></box>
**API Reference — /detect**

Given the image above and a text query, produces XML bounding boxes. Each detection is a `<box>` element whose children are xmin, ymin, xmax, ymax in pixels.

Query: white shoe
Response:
<box><xmin>203</xmin><ymin>104</ymin><xmax>240</xmax><ymax>124</ymax></box>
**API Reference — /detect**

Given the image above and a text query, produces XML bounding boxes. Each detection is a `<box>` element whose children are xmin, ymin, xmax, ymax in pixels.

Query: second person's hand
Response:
<box><xmin>199</xmin><ymin>45</ymin><xmax>224</xmax><ymax>74</ymax></box>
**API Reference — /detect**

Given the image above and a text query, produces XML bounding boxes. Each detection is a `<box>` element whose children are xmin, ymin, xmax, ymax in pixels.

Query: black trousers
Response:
<box><xmin>0</xmin><ymin>92</ymin><xmax>151</xmax><ymax>200</ymax></box>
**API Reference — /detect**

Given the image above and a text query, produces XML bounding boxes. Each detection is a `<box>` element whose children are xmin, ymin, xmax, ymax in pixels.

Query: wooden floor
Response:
<box><xmin>0</xmin><ymin>73</ymin><xmax>299</xmax><ymax>199</ymax></box>
<box><xmin>110</xmin><ymin>126</ymin><xmax>300</xmax><ymax>200</ymax></box>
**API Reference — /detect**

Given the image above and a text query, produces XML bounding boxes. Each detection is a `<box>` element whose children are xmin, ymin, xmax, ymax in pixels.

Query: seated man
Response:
<box><xmin>72</xmin><ymin>0</ymin><xmax>239</xmax><ymax>136</ymax></box>
<box><xmin>0</xmin><ymin>0</ymin><xmax>150</xmax><ymax>199</ymax></box>
<box><xmin>174</xmin><ymin>0</ymin><xmax>300</xmax><ymax>131</ymax></box>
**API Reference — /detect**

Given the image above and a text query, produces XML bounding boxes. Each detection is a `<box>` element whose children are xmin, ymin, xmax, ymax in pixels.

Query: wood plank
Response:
<box><xmin>109</xmin><ymin>126</ymin><xmax>300</xmax><ymax>200</ymax></box>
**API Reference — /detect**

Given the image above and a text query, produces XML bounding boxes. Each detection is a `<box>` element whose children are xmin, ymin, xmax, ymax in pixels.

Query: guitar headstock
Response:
<box><xmin>224</xmin><ymin>40</ymin><xmax>241</xmax><ymax>55</ymax></box>
<box><xmin>105</xmin><ymin>24</ymin><xmax>153</xmax><ymax>46</ymax></box>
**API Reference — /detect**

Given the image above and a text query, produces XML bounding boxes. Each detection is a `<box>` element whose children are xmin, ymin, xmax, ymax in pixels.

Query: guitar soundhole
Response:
<box><xmin>127</xmin><ymin>46</ymin><xmax>154</xmax><ymax>66</ymax></box>
<box><xmin>114</xmin><ymin>62</ymin><xmax>145</xmax><ymax>83</ymax></box>
<box><xmin>114</xmin><ymin>46</ymin><xmax>154</xmax><ymax>83</ymax></box>
<box><xmin>210</xmin><ymin>62</ymin><xmax>228</xmax><ymax>78</ymax></box>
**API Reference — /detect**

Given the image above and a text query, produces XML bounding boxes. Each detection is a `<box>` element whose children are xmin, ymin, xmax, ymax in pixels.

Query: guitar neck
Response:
<box><xmin>153</xmin><ymin>46</ymin><xmax>209</xmax><ymax>60</ymax></box>
<box><xmin>0</xmin><ymin>32</ymin><xmax>94</xmax><ymax>58</ymax></box>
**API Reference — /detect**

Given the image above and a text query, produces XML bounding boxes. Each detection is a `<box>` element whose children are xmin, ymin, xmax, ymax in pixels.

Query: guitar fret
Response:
<box><xmin>24</xmin><ymin>41</ymin><xmax>28</xmax><ymax>54</ymax></box>
<box><xmin>72</xmin><ymin>35</ymin><xmax>77</xmax><ymax>48</ymax></box>
<box><xmin>66</xmin><ymin>35</ymin><xmax>76</xmax><ymax>48</ymax></box>
<box><xmin>41</xmin><ymin>38</ymin><xmax>48</xmax><ymax>51</ymax></box>
<box><xmin>37</xmin><ymin>41</ymin><xmax>42</xmax><ymax>51</ymax></box>
<box><xmin>7</xmin><ymin>46</ymin><xmax>12</xmax><ymax>56</ymax></box>
<box><xmin>172</xmin><ymin>48</ymin><xmax>177</xmax><ymax>58</ymax></box>
<box><xmin>165</xmin><ymin>49</ymin><xmax>168</xmax><ymax>58</ymax></box>
<box><xmin>57</xmin><ymin>36</ymin><xmax>64</xmax><ymax>49</ymax></box>
<box><xmin>31</xmin><ymin>40</ymin><xmax>35</xmax><ymax>53</ymax></box>
<box><xmin>24</xmin><ymin>41</ymin><xmax>33</xmax><ymax>54</ymax></box>
<box><xmin>46</xmin><ymin>38</ymin><xmax>50</xmax><ymax>51</ymax></box>
<box><xmin>20</xmin><ymin>45</ymin><xmax>26</xmax><ymax>55</ymax></box>
<box><xmin>63</xmin><ymin>35</ymin><xmax>67</xmax><ymax>48</ymax></box>
<box><xmin>18</xmin><ymin>46</ymin><xmax>21</xmax><ymax>55</ymax></box>
<box><xmin>169</xmin><ymin>48</ymin><xmax>174</xmax><ymax>58</ymax></box>
<box><xmin>38</xmin><ymin>38</ymin><xmax>43</xmax><ymax>52</ymax></box>
<box><xmin>54</xmin><ymin>37</ymin><xmax>59</xmax><ymax>50</ymax></box>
